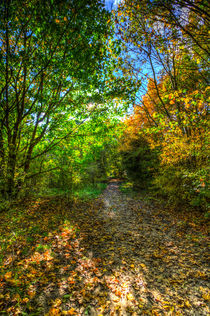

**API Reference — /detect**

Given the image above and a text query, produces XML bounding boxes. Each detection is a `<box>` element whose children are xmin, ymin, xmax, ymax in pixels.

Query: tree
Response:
<box><xmin>39</xmin><ymin>114</ymin><xmax>124</xmax><ymax>195</ymax></box>
<box><xmin>114</xmin><ymin>0</ymin><xmax>209</xmax><ymax>162</ymax></box>
<box><xmin>0</xmin><ymin>0</ymin><xmax>117</xmax><ymax>197</ymax></box>
<box><xmin>114</xmin><ymin>0</ymin><xmax>209</xmax><ymax>208</ymax></box>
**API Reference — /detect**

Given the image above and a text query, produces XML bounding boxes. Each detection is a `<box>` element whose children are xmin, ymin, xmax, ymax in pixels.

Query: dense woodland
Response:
<box><xmin>0</xmin><ymin>0</ymin><xmax>209</xmax><ymax>210</ymax></box>
<box><xmin>0</xmin><ymin>0</ymin><xmax>209</xmax><ymax>315</ymax></box>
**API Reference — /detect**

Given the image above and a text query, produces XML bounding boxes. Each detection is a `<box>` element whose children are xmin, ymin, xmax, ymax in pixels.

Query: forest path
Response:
<box><xmin>70</xmin><ymin>180</ymin><xmax>209</xmax><ymax>315</ymax></box>
<box><xmin>0</xmin><ymin>181</ymin><xmax>209</xmax><ymax>315</ymax></box>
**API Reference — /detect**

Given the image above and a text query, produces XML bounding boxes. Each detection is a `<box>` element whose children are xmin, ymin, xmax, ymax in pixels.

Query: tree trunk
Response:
<box><xmin>6</xmin><ymin>148</ymin><xmax>17</xmax><ymax>198</ymax></box>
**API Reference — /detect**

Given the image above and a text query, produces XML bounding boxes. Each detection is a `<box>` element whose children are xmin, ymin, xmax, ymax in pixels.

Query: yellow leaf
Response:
<box><xmin>163</xmin><ymin>305</ymin><xmax>171</xmax><ymax>311</ymax></box>
<box><xmin>185</xmin><ymin>300</ymin><xmax>191</xmax><ymax>308</ymax></box>
<box><xmin>130</xmin><ymin>264</ymin><xmax>135</xmax><ymax>268</ymax></box>
<box><xmin>53</xmin><ymin>298</ymin><xmax>62</xmax><ymax>307</ymax></box>
<box><xmin>127</xmin><ymin>293</ymin><xmax>135</xmax><ymax>301</ymax></box>
<box><xmin>66</xmin><ymin>308</ymin><xmax>77</xmax><ymax>315</ymax></box>
<box><xmin>202</xmin><ymin>293</ymin><xmax>210</xmax><ymax>301</ymax></box>
<box><xmin>22</xmin><ymin>297</ymin><xmax>29</xmax><ymax>303</ymax></box>
<box><xmin>140</xmin><ymin>263</ymin><xmax>146</xmax><ymax>269</ymax></box>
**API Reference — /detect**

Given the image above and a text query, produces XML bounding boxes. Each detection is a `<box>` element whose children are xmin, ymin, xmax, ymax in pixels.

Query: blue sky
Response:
<box><xmin>105</xmin><ymin>0</ymin><xmax>121</xmax><ymax>10</ymax></box>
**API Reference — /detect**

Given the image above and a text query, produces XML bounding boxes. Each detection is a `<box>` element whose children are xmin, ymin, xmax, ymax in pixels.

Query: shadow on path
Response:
<box><xmin>0</xmin><ymin>181</ymin><xmax>209</xmax><ymax>315</ymax></box>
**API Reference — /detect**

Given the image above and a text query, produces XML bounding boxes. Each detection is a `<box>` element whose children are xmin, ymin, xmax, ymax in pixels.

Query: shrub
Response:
<box><xmin>153</xmin><ymin>166</ymin><xmax>209</xmax><ymax>211</ymax></box>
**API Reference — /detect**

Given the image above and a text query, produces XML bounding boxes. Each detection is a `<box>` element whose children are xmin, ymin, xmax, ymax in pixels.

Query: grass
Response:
<box><xmin>119</xmin><ymin>181</ymin><xmax>135</xmax><ymax>196</ymax></box>
<box><xmin>23</xmin><ymin>182</ymin><xmax>107</xmax><ymax>200</ymax></box>
<box><xmin>0</xmin><ymin>182</ymin><xmax>107</xmax><ymax>269</ymax></box>
<box><xmin>74</xmin><ymin>182</ymin><xmax>107</xmax><ymax>200</ymax></box>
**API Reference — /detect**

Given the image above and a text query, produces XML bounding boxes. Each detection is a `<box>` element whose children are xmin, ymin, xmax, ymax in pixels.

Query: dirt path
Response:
<box><xmin>1</xmin><ymin>181</ymin><xmax>209</xmax><ymax>315</ymax></box>
<box><xmin>67</xmin><ymin>181</ymin><xmax>209</xmax><ymax>315</ymax></box>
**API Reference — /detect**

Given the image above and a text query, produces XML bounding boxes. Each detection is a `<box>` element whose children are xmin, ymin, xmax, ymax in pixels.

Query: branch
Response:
<box><xmin>26</xmin><ymin>167</ymin><xmax>60</xmax><ymax>179</ymax></box>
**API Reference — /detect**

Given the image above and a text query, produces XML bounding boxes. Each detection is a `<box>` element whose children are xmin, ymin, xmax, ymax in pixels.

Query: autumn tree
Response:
<box><xmin>116</xmin><ymin>0</ymin><xmax>209</xmax><ymax>208</ymax></box>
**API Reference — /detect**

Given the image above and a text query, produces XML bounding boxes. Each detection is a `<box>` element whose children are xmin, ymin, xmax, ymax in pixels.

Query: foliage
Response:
<box><xmin>1</xmin><ymin>1</ymin><xmax>210</xmax><ymax>315</ymax></box>
<box><xmin>153</xmin><ymin>166</ymin><xmax>209</xmax><ymax>209</ymax></box>
<box><xmin>119</xmin><ymin>131</ymin><xmax>159</xmax><ymax>188</ymax></box>
<box><xmin>0</xmin><ymin>1</ymin><xmax>209</xmax><ymax>314</ymax></box>
<box><xmin>119</xmin><ymin>181</ymin><xmax>134</xmax><ymax>195</ymax></box>
<box><xmin>0</xmin><ymin>0</ymin><xmax>126</xmax><ymax>199</ymax></box>
<box><xmin>21</xmin><ymin>117</ymin><xmax>123</xmax><ymax>198</ymax></box>
<box><xmin>114</xmin><ymin>0</ymin><xmax>209</xmax><ymax>210</ymax></box>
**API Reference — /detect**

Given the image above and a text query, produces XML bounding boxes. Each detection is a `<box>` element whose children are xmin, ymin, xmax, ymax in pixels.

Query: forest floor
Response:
<box><xmin>0</xmin><ymin>180</ymin><xmax>209</xmax><ymax>315</ymax></box>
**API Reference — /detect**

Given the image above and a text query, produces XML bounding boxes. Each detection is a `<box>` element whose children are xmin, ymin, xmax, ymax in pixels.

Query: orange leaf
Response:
<box><xmin>4</xmin><ymin>271</ymin><xmax>12</xmax><ymax>280</ymax></box>
<box><xmin>47</xmin><ymin>307</ymin><xmax>61</xmax><ymax>315</ymax></box>
<box><xmin>67</xmin><ymin>308</ymin><xmax>77</xmax><ymax>315</ymax></box>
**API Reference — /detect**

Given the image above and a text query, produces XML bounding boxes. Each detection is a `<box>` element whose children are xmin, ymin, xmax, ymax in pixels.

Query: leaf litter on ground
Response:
<box><xmin>0</xmin><ymin>181</ymin><xmax>209</xmax><ymax>315</ymax></box>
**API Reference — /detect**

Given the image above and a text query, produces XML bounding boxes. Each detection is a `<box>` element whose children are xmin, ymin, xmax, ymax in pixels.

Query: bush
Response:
<box><xmin>153</xmin><ymin>166</ymin><xmax>209</xmax><ymax>211</ymax></box>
